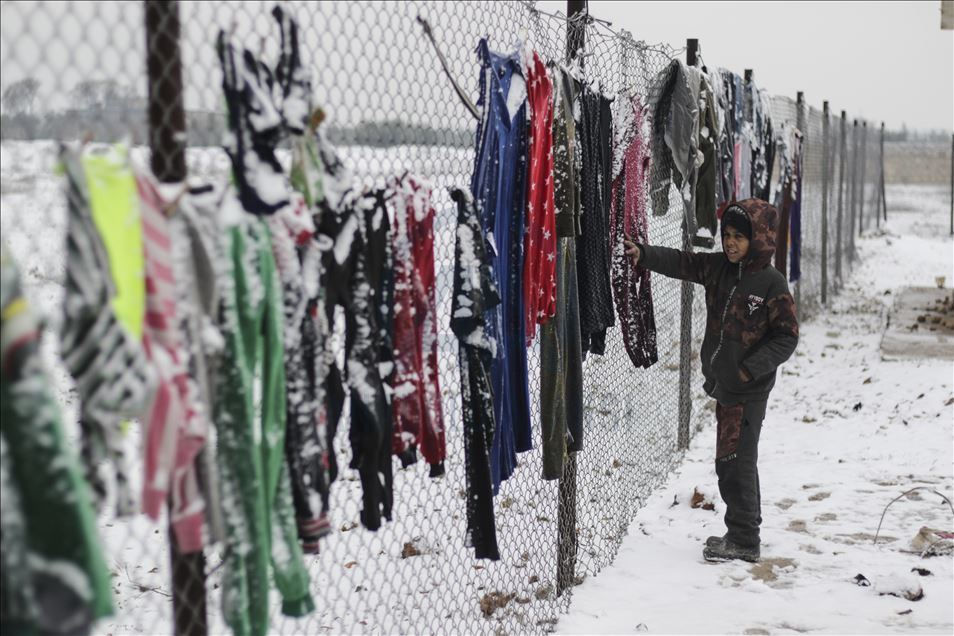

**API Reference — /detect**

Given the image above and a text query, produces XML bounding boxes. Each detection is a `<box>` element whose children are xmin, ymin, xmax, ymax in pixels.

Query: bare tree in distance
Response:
<box><xmin>2</xmin><ymin>77</ymin><xmax>40</xmax><ymax>115</ymax></box>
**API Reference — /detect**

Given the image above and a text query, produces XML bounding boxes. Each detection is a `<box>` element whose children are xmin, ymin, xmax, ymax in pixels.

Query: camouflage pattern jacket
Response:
<box><xmin>638</xmin><ymin>198</ymin><xmax>799</xmax><ymax>404</ymax></box>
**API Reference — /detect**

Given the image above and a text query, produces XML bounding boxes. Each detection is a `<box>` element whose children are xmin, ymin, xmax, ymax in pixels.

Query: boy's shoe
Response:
<box><xmin>705</xmin><ymin>534</ymin><xmax>727</xmax><ymax>547</ymax></box>
<box><xmin>703</xmin><ymin>537</ymin><xmax>760</xmax><ymax>563</ymax></box>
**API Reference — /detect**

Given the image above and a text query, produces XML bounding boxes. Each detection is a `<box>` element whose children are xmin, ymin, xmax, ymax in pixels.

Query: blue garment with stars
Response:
<box><xmin>470</xmin><ymin>38</ymin><xmax>532</xmax><ymax>494</ymax></box>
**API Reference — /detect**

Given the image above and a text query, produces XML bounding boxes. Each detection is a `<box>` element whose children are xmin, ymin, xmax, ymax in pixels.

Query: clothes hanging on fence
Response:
<box><xmin>390</xmin><ymin>175</ymin><xmax>447</xmax><ymax>476</ymax></box>
<box><xmin>788</xmin><ymin>132</ymin><xmax>804</xmax><ymax>282</ymax></box>
<box><xmin>59</xmin><ymin>147</ymin><xmax>156</xmax><ymax>517</ymax></box>
<box><xmin>217</xmin><ymin>31</ymin><xmax>289</xmax><ymax>216</ymax></box>
<box><xmin>470</xmin><ymin>37</ymin><xmax>531</xmax><ymax>492</ymax></box>
<box><xmin>449</xmin><ymin>187</ymin><xmax>500</xmax><ymax>560</ymax></box>
<box><xmin>750</xmin><ymin>87</ymin><xmax>776</xmax><ymax>202</ymax></box>
<box><xmin>1</xmin><ymin>241</ymin><xmax>115</xmax><ymax>633</ymax></box>
<box><xmin>575</xmin><ymin>84</ymin><xmax>616</xmax><ymax>356</ymax></box>
<box><xmin>214</xmin><ymin>205</ymin><xmax>315</xmax><ymax>635</ymax></box>
<box><xmin>266</xmin><ymin>194</ymin><xmax>332</xmax><ymax>554</ymax></box>
<box><xmin>170</xmin><ymin>185</ymin><xmax>229</xmax><ymax>545</ymax></box>
<box><xmin>522</xmin><ymin>48</ymin><xmax>557</xmax><ymax>344</ymax></box>
<box><xmin>611</xmin><ymin>92</ymin><xmax>659</xmax><ymax>369</ymax></box>
<box><xmin>713</xmin><ymin>69</ymin><xmax>737</xmax><ymax>205</ymax></box>
<box><xmin>321</xmin><ymin>188</ymin><xmax>395</xmax><ymax>531</ymax></box>
<box><xmin>695</xmin><ymin>73</ymin><xmax>721</xmax><ymax>237</ymax></box>
<box><xmin>290</xmin><ymin>117</ymin><xmax>352</xmax><ymax>548</ymax></box>
<box><xmin>773</xmin><ymin>124</ymin><xmax>803</xmax><ymax>279</ymax></box>
<box><xmin>540</xmin><ymin>63</ymin><xmax>584</xmax><ymax>477</ymax></box>
<box><xmin>649</xmin><ymin>60</ymin><xmax>718</xmax><ymax>236</ymax></box>
<box><xmin>137</xmin><ymin>173</ymin><xmax>209</xmax><ymax>554</ymax></box>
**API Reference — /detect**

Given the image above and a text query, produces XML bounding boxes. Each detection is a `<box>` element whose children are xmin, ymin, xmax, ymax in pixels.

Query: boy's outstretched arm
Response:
<box><xmin>741</xmin><ymin>291</ymin><xmax>799</xmax><ymax>381</ymax></box>
<box><xmin>624</xmin><ymin>234</ymin><xmax>715</xmax><ymax>286</ymax></box>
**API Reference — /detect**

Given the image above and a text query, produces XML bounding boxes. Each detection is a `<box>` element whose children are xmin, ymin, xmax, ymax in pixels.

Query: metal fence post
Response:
<box><xmin>849</xmin><ymin>119</ymin><xmax>859</xmax><ymax>261</ymax></box>
<box><xmin>676</xmin><ymin>38</ymin><xmax>698</xmax><ymax>452</ymax></box>
<box><xmin>836</xmin><ymin>110</ymin><xmax>846</xmax><ymax>286</ymax></box>
<box><xmin>877</xmin><ymin>122</ymin><xmax>885</xmax><ymax>228</ymax></box>
<box><xmin>145</xmin><ymin>2</ymin><xmax>207</xmax><ymax>635</ymax></box>
<box><xmin>821</xmin><ymin>101</ymin><xmax>830</xmax><ymax>305</ymax></box>
<box><xmin>859</xmin><ymin>121</ymin><xmax>868</xmax><ymax>237</ymax></box>
<box><xmin>557</xmin><ymin>0</ymin><xmax>586</xmax><ymax>598</ymax></box>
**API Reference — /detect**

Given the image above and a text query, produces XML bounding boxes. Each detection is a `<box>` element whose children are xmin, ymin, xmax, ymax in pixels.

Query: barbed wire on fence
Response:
<box><xmin>0</xmin><ymin>1</ymin><xmax>885</xmax><ymax>634</ymax></box>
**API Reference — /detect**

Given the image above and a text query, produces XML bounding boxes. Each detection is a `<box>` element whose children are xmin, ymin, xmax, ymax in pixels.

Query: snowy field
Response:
<box><xmin>557</xmin><ymin>184</ymin><xmax>954</xmax><ymax>635</ymax></box>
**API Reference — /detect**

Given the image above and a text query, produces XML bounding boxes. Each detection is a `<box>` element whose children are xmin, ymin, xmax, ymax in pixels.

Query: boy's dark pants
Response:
<box><xmin>715</xmin><ymin>400</ymin><xmax>767</xmax><ymax>548</ymax></box>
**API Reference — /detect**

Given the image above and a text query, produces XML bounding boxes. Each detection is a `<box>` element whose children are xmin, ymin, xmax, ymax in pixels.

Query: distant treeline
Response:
<box><xmin>0</xmin><ymin>110</ymin><xmax>473</xmax><ymax>148</ymax></box>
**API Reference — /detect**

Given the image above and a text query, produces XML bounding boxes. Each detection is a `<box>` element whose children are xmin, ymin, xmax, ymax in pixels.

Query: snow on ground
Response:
<box><xmin>557</xmin><ymin>185</ymin><xmax>954</xmax><ymax>635</ymax></box>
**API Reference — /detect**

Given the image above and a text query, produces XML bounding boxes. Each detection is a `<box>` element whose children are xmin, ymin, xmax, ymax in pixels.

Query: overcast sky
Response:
<box><xmin>535</xmin><ymin>0</ymin><xmax>953</xmax><ymax>132</ymax></box>
<box><xmin>1</xmin><ymin>1</ymin><xmax>950</xmax><ymax>133</ymax></box>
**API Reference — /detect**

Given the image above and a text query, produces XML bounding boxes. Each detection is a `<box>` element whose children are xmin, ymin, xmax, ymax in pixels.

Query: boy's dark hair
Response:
<box><xmin>721</xmin><ymin>205</ymin><xmax>752</xmax><ymax>241</ymax></box>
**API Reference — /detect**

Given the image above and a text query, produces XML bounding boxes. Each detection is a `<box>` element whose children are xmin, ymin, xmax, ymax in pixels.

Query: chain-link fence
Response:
<box><xmin>1</xmin><ymin>1</ymin><xmax>885</xmax><ymax>634</ymax></box>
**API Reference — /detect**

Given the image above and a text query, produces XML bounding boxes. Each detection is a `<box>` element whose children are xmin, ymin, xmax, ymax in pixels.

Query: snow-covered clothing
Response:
<box><xmin>470</xmin><ymin>37</ymin><xmax>531</xmax><ymax>491</ymax></box>
<box><xmin>1</xmin><ymin>241</ymin><xmax>114</xmax><ymax>632</ymax></box>
<box><xmin>611</xmin><ymin>92</ymin><xmax>658</xmax><ymax>370</ymax></box>
<box><xmin>137</xmin><ymin>173</ymin><xmax>208</xmax><ymax>553</ymax></box>
<box><xmin>321</xmin><ymin>188</ymin><xmax>394</xmax><ymax>531</ymax></box>
<box><xmin>214</xmin><ymin>211</ymin><xmax>315</xmax><ymax>635</ymax></box>
<box><xmin>58</xmin><ymin>146</ymin><xmax>155</xmax><ymax>516</ymax></box>
<box><xmin>450</xmin><ymin>187</ymin><xmax>501</xmax><ymax>560</ymax></box>
<box><xmin>390</xmin><ymin>175</ymin><xmax>446</xmax><ymax>475</ymax></box>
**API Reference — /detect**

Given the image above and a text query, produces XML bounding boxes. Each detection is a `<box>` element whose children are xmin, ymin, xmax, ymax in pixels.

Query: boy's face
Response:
<box><xmin>723</xmin><ymin>226</ymin><xmax>750</xmax><ymax>264</ymax></box>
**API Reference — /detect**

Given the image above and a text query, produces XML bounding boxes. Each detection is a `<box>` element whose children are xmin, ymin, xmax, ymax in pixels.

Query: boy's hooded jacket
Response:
<box><xmin>637</xmin><ymin>198</ymin><xmax>798</xmax><ymax>404</ymax></box>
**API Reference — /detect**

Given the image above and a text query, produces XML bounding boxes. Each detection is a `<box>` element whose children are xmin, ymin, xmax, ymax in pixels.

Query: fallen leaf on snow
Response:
<box><xmin>690</xmin><ymin>488</ymin><xmax>715</xmax><ymax>511</ymax></box>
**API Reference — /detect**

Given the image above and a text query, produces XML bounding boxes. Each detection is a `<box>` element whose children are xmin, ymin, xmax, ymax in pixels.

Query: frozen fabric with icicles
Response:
<box><xmin>450</xmin><ymin>187</ymin><xmax>501</xmax><ymax>560</ymax></box>
<box><xmin>1</xmin><ymin>241</ymin><xmax>114</xmax><ymax>631</ymax></box>
<box><xmin>390</xmin><ymin>174</ymin><xmax>447</xmax><ymax>475</ymax></box>
<box><xmin>57</xmin><ymin>146</ymin><xmax>156</xmax><ymax>517</ymax></box>
<box><xmin>611</xmin><ymin>93</ymin><xmax>659</xmax><ymax>369</ymax></box>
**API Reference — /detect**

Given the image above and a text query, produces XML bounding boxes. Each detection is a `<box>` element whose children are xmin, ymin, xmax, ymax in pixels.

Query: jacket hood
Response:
<box><xmin>721</xmin><ymin>198</ymin><xmax>778</xmax><ymax>271</ymax></box>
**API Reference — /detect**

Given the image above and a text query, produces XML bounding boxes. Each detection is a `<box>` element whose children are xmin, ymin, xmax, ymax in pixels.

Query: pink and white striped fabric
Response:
<box><xmin>136</xmin><ymin>174</ymin><xmax>207</xmax><ymax>553</ymax></box>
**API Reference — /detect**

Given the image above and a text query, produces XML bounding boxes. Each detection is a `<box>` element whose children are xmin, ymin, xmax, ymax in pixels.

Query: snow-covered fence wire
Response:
<box><xmin>0</xmin><ymin>1</ymin><xmax>882</xmax><ymax>634</ymax></box>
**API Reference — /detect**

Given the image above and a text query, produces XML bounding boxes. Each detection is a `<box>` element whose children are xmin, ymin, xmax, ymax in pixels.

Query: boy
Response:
<box><xmin>623</xmin><ymin>199</ymin><xmax>799</xmax><ymax>563</ymax></box>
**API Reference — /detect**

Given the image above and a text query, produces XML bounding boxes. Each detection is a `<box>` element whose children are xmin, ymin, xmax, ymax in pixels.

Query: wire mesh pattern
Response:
<box><xmin>1</xmin><ymin>1</ymin><xmax>883</xmax><ymax>634</ymax></box>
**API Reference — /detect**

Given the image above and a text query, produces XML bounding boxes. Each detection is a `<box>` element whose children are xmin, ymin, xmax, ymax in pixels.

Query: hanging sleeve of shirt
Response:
<box><xmin>522</xmin><ymin>50</ymin><xmax>557</xmax><ymax>343</ymax></box>
<box><xmin>136</xmin><ymin>173</ymin><xmax>208</xmax><ymax>553</ymax></box>
<box><xmin>58</xmin><ymin>146</ymin><xmax>156</xmax><ymax>517</ymax></box>
<box><xmin>1</xmin><ymin>242</ymin><xmax>115</xmax><ymax>630</ymax></box>
<box><xmin>449</xmin><ymin>187</ymin><xmax>501</xmax><ymax>560</ymax></box>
